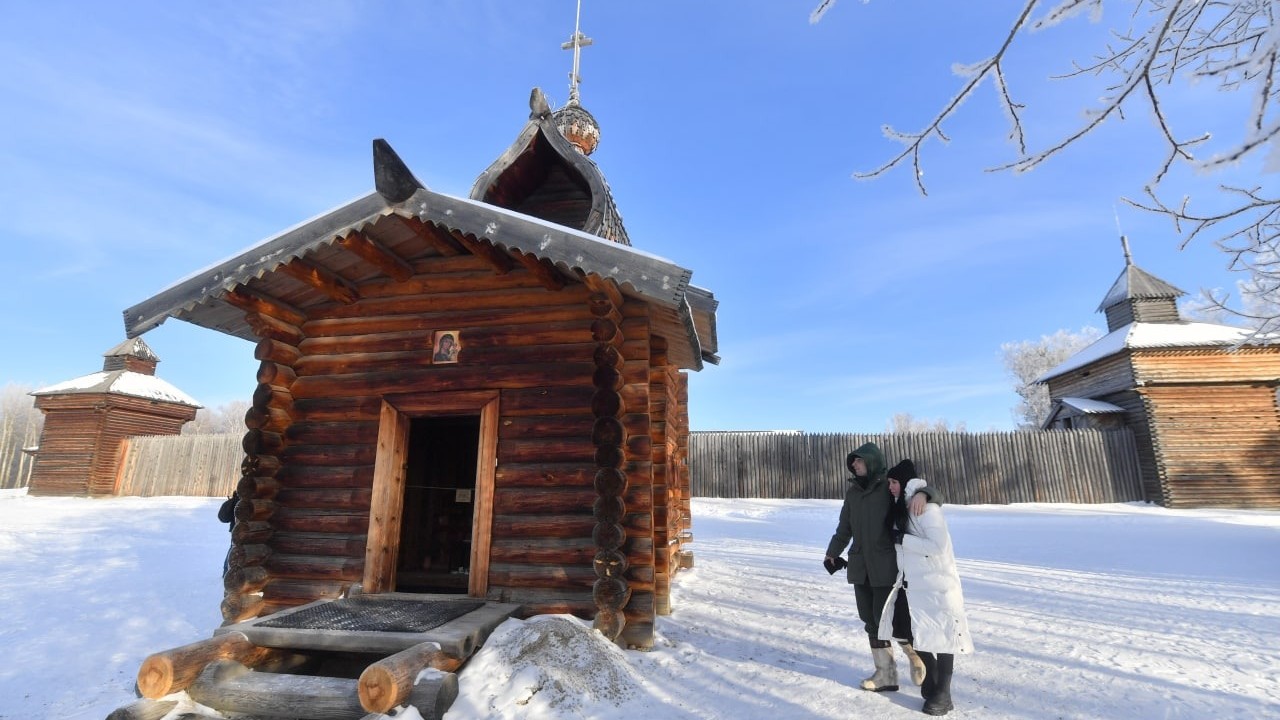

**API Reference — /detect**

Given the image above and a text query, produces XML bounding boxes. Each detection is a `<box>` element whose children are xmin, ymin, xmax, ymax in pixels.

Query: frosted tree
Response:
<box><xmin>1001</xmin><ymin>326</ymin><xmax>1103</xmax><ymax>427</ymax></box>
<box><xmin>183</xmin><ymin>400</ymin><xmax>252</xmax><ymax>435</ymax></box>
<box><xmin>886</xmin><ymin>412</ymin><xmax>968</xmax><ymax>433</ymax></box>
<box><xmin>0</xmin><ymin>383</ymin><xmax>43</xmax><ymax>489</ymax></box>
<box><xmin>814</xmin><ymin>0</ymin><xmax>1280</xmax><ymax>338</ymax></box>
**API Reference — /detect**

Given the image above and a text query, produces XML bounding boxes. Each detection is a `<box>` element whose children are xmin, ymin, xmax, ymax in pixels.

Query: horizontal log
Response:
<box><xmin>304</xmin><ymin>304</ymin><xmax>590</xmax><ymax>339</ymax></box>
<box><xmin>232</xmin><ymin>521</ymin><xmax>274</xmax><ymax>545</ymax></box>
<box><xmin>136</xmin><ymin>631</ymin><xmax>281</xmax><ymax>698</ymax></box>
<box><xmin>487</xmin><ymin>563</ymin><xmax>595</xmax><ymax>590</ymax></box>
<box><xmin>358</xmin><ymin>643</ymin><xmax>462</xmax><ymax>713</ymax></box>
<box><xmin>491</xmin><ymin>514</ymin><xmax>595</xmax><ymax>539</ymax></box>
<box><xmin>294</xmin><ymin>342</ymin><xmax>596</xmax><ymax>376</ymax></box>
<box><xmin>487</xmin><ymin>537</ymin><xmax>649</xmax><ymax>567</ymax></box>
<box><xmin>288</xmin><ymin>362</ymin><xmax>593</xmax><ymax>400</ymax></box>
<box><xmin>242</xmin><ymin>455</ymin><xmax>282</xmax><ymax>478</ymax></box>
<box><xmin>276</xmin><ymin>486</ymin><xmax>373</xmax><ymax>510</ymax></box>
<box><xmin>106</xmin><ymin>698</ymin><xmax>178</xmax><ymax>720</ymax></box>
<box><xmin>284</xmin><ymin>421</ymin><xmax>380</xmax><ymax>445</ymax></box>
<box><xmin>273</xmin><ymin>507</ymin><xmax>370</xmax><ymax>534</ymax></box>
<box><xmin>221</xmin><ymin>591</ymin><xmax>265</xmax><ymax>624</ymax></box>
<box><xmin>297</xmin><ymin>321</ymin><xmax>593</xmax><ymax>357</ymax></box>
<box><xmin>189</xmin><ymin>660</ymin><xmax>365</xmax><ymax>719</ymax></box>
<box><xmin>498</xmin><ymin>414</ymin><xmax>589</xmax><ymax>440</ymax></box>
<box><xmin>269</xmin><ymin>531</ymin><xmax>368</xmax><ymax>558</ymax></box>
<box><xmin>493</xmin><ymin>462</ymin><xmax>594</xmax><ymax>487</ymax></box>
<box><xmin>257</xmin><ymin>360</ymin><xmax>298</xmax><ymax>388</ymax></box>
<box><xmin>293</xmin><ymin>396</ymin><xmax>384</xmax><ymax>421</ymax></box>
<box><xmin>492</xmin><ymin>487</ymin><xmax>594</xmax><ymax>515</ymax></box>
<box><xmin>243</xmin><ymin>429</ymin><xmax>285</xmax><ymax>456</ymax></box>
<box><xmin>279</xmin><ymin>464</ymin><xmax>375</xmax><ymax>488</ymax></box>
<box><xmin>500</xmin><ymin>385</ymin><xmax>594</xmax><ymax>415</ymax></box>
<box><xmin>498</xmin><ymin>437</ymin><xmax>594</xmax><ymax>464</ymax></box>
<box><xmin>237</xmin><ymin>474</ymin><xmax>281</xmax><ymax>500</ymax></box>
<box><xmin>234</xmin><ymin>498</ymin><xmax>278</xmax><ymax>524</ymax></box>
<box><xmin>261</xmin><ymin>577</ymin><xmax>347</xmax><ymax>605</ymax></box>
<box><xmin>224</xmin><ymin>286</ymin><xmax>306</xmax><ymax>326</ymax></box>
<box><xmin>244</xmin><ymin>404</ymin><xmax>292</xmax><ymax>432</ymax></box>
<box><xmin>224</xmin><ymin>564</ymin><xmax>269</xmax><ymax>594</ymax></box>
<box><xmin>281</xmin><ymin>444</ymin><xmax>378</xmax><ymax>466</ymax></box>
<box><xmin>229</xmin><ymin>543</ymin><xmax>272</xmax><ymax>568</ymax></box>
<box><xmin>266</xmin><ymin>553</ymin><xmax>364</xmax><ymax>582</ymax></box>
<box><xmin>254</xmin><ymin>338</ymin><xmax>303</xmax><ymax>366</ymax></box>
<box><xmin>246</xmin><ymin>311</ymin><xmax>305</xmax><ymax>345</ymax></box>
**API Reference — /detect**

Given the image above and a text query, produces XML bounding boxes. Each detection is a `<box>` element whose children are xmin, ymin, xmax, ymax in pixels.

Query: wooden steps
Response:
<box><xmin>109</xmin><ymin>595</ymin><xmax>519</xmax><ymax>720</ymax></box>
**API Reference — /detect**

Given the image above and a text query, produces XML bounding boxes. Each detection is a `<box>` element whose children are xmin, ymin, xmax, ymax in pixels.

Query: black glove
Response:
<box><xmin>823</xmin><ymin>556</ymin><xmax>848</xmax><ymax>575</ymax></box>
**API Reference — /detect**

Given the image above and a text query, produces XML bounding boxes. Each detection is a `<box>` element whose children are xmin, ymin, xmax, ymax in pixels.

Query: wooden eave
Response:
<box><xmin>122</xmin><ymin>146</ymin><xmax>716</xmax><ymax>371</ymax></box>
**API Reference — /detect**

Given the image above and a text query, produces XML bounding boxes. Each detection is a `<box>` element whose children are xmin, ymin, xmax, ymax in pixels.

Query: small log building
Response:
<box><xmin>1038</xmin><ymin>240</ymin><xmax>1280</xmax><ymax>508</ymax></box>
<box><xmin>122</xmin><ymin>88</ymin><xmax>720</xmax><ymax>649</ymax></box>
<box><xmin>28</xmin><ymin>338</ymin><xmax>200</xmax><ymax>497</ymax></box>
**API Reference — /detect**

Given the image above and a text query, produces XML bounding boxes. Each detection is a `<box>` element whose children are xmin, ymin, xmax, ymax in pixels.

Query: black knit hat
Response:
<box><xmin>887</xmin><ymin>459</ymin><xmax>917</xmax><ymax>482</ymax></box>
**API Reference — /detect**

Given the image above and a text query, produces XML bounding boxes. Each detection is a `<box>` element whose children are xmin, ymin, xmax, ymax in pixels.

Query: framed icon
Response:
<box><xmin>432</xmin><ymin>330</ymin><xmax>461</xmax><ymax>364</ymax></box>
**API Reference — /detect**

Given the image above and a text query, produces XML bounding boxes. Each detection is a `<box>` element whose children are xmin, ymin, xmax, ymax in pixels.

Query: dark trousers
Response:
<box><xmin>853</xmin><ymin>583</ymin><xmax>893</xmax><ymax>642</ymax></box>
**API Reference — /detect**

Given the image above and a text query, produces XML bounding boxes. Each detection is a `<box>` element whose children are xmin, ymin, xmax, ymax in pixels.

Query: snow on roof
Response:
<box><xmin>31</xmin><ymin>370</ymin><xmax>201</xmax><ymax>407</ymax></box>
<box><xmin>1037</xmin><ymin>321</ymin><xmax>1266</xmax><ymax>383</ymax></box>
<box><xmin>1058</xmin><ymin>397</ymin><xmax>1126</xmax><ymax>414</ymax></box>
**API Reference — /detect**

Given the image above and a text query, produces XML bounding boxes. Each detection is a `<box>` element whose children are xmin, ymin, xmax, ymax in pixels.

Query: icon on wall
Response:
<box><xmin>432</xmin><ymin>330</ymin><xmax>461</xmax><ymax>364</ymax></box>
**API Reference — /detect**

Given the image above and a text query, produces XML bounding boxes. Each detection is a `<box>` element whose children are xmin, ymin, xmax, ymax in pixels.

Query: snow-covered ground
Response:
<box><xmin>0</xmin><ymin>489</ymin><xmax>1276</xmax><ymax>719</ymax></box>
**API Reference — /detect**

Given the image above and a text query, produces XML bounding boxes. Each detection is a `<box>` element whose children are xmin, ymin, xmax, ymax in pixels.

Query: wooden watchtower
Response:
<box><xmin>1038</xmin><ymin>238</ymin><xmax>1280</xmax><ymax>507</ymax></box>
<box><xmin>122</xmin><ymin>87</ymin><xmax>720</xmax><ymax>651</ymax></box>
<box><xmin>27</xmin><ymin>338</ymin><xmax>200</xmax><ymax>497</ymax></box>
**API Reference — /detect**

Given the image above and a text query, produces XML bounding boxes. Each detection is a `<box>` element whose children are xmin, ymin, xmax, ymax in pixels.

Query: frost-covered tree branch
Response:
<box><xmin>815</xmin><ymin>0</ymin><xmax>1280</xmax><ymax>339</ymax></box>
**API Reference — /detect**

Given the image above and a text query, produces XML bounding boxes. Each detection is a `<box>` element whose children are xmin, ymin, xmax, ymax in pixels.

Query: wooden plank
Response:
<box><xmin>363</xmin><ymin>401</ymin><xmax>410</xmax><ymax>593</ymax></box>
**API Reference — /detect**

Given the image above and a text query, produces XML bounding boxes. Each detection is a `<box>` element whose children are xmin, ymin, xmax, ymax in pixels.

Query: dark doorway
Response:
<box><xmin>396</xmin><ymin>415</ymin><xmax>480</xmax><ymax>594</ymax></box>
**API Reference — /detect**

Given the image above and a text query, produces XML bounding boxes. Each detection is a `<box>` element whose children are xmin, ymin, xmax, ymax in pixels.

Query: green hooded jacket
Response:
<box><xmin>825</xmin><ymin>441</ymin><xmax>940</xmax><ymax>587</ymax></box>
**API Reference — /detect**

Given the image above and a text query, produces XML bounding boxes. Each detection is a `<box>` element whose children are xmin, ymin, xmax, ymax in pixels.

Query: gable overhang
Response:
<box><xmin>123</xmin><ymin>180</ymin><xmax>716</xmax><ymax>371</ymax></box>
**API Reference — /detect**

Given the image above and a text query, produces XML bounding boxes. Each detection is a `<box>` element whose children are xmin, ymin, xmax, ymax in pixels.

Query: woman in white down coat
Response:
<box><xmin>878</xmin><ymin>471</ymin><xmax>973</xmax><ymax>716</ymax></box>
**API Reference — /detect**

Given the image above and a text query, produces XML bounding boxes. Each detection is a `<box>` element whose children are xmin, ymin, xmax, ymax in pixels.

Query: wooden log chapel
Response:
<box><xmin>122</xmin><ymin>79</ymin><xmax>720</xmax><ymax>662</ymax></box>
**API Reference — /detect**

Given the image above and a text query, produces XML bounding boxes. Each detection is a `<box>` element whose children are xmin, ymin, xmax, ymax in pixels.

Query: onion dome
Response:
<box><xmin>553</xmin><ymin>102</ymin><xmax>600</xmax><ymax>155</ymax></box>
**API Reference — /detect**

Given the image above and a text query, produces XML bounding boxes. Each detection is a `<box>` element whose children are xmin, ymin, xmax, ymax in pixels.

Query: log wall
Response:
<box><xmin>1132</xmin><ymin>348</ymin><xmax>1280</xmax><ymax>508</ymax></box>
<box><xmin>28</xmin><ymin>395</ymin><xmax>196</xmax><ymax>497</ymax></box>
<box><xmin>218</xmin><ymin>256</ymin><xmax>664</xmax><ymax>645</ymax></box>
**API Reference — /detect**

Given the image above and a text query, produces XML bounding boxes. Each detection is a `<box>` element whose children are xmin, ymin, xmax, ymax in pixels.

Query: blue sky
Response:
<box><xmin>0</xmin><ymin>1</ymin><xmax>1262</xmax><ymax>432</ymax></box>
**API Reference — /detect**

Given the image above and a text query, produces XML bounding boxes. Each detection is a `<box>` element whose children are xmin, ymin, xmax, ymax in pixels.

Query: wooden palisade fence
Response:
<box><xmin>116</xmin><ymin>433</ymin><xmax>242</xmax><ymax>497</ymax></box>
<box><xmin>115</xmin><ymin>428</ymin><xmax>1144</xmax><ymax>505</ymax></box>
<box><xmin>688</xmin><ymin>429</ymin><xmax>1144</xmax><ymax>504</ymax></box>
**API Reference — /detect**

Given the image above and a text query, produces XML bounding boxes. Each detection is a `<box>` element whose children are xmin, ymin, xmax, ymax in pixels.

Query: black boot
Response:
<box><xmin>917</xmin><ymin>650</ymin><xmax>937</xmax><ymax>701</ymax></box>
<box><xmin>922</xmin><ymin>652</ymin><xmax>953</xmax><ymax>715</ymax></box>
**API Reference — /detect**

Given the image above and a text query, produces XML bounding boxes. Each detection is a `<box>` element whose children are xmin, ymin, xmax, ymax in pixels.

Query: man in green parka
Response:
<box><xmin>825</xmin><ymin>442</ymin><xmax>941</xmax><ymax>693</ymax></box>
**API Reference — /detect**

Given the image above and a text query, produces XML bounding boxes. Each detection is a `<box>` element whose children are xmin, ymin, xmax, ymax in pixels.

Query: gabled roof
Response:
<box><xmin>31</xmin><ymin>370</ymin><xmax>201</xmax><ymax>407</ymax></box>
<box><xmin>122</xmin><ymin>137</ymin><xmax>718</xmax><ymax>371</ymax></box>
<box><xmin>1036</xmin><ymin>321</ymin><xmax>1265</xmax><ymax>383</ymax></box>
<box><xmin>1039</xmin><ymin>396</ymin><xmax>1126</xmax><ymax>429</ymax></box>
<box><xmin>1096</xmin><ymin>262</ymin><xmax>1186</xmax><ymax>312</ymax></box>
<box><xmin>1057</xmin><ymin>397</ymin><xmax>1125</xmax><ymax>414</ymax></box>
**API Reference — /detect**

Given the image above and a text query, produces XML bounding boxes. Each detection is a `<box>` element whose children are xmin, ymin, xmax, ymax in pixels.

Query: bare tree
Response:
<box><xmin>885</xmin><ymin>412</ymin><xmax>968</xmax><ymax>433</ymax></box>
<box><xmin>183</xmin><ymin>400</ymin><xmax>252</xmax><ymax>435</ymax></box>
<box><xmin>814</xmin><ymin>0</ymin><xmax>1279</xmax><ymax>338</ymax></box>
<box><xmin>1001</xmin><ymin>326</ymin><xmax>1103</xmax><ymax>427</ymax></box>
<box><xmin>0</xmin><ymin>383</ymin><xmax>44</xmax><ymax>489</ymax></box>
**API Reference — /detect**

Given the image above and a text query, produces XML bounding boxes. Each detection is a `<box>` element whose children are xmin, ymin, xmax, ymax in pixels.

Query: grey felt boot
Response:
<box><xmin>859</xmin><ymin>641</ymin><xmax>899</xmax><ymax>692</ymax></box>
<box><xmin>899</xmin><ymin>641</ymin><xmax>926</xmax><ymax>686</ymax></box>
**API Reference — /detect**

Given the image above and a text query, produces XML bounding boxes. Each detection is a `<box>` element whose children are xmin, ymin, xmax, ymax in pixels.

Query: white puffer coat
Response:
<box><xmin>878</xmin><ymin>478</ymin><xmax>974</xmax><ymax>654</ymax></box>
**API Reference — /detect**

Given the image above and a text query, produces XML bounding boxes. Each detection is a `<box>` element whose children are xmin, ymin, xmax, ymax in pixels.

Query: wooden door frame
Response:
<box><xmin>362</xmin><ymin>390</ymin><xmax>499</xmax><ymax>597</ymax></box>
